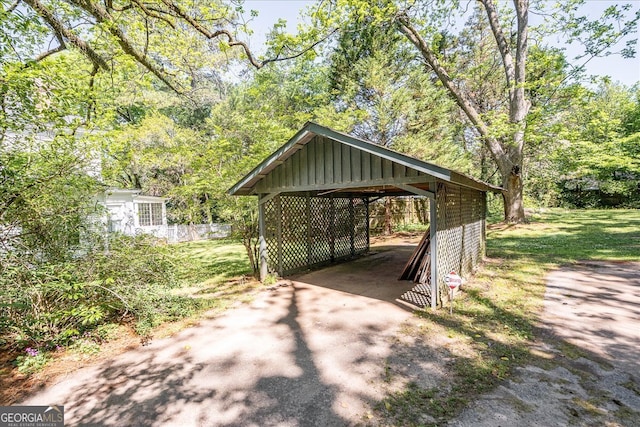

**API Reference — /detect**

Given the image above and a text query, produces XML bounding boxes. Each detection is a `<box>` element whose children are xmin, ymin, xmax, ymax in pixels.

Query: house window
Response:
<box><xmin>138</xmin><ymin>203</ymin><xmax>163</xmax><ymax>226</ymax></box>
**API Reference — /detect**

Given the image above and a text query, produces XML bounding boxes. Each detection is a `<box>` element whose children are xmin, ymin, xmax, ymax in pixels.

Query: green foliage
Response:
<box><xmin>556</xmin><ymin>82</ymin><xmax>640</xmax><ymax>207</ymax></box>
<box><xmin>14</xmin><ymin>348</ymin><xmax>51</xmax><ymax>376</ymax></box>
<box><xmin>0</xmin><ymin>234</ymin><xmax>187</xmax><ymax>348</ymax></box>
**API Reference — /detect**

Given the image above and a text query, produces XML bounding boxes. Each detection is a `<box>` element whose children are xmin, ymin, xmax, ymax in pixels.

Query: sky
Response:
<box><xmin>241</xmin><ymin>0</ymin><xmax>640</xmax><ymax>86</ymax></box>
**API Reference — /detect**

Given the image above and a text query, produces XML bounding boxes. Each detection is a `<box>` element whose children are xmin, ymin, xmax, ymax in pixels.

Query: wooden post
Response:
<box><xmin>275</xmin><ymin>195</ymin><xmax>283</xmax><ymax>276</ymax></box>
<box><xmin>306</xmin><ymin>193</ymin><xmax>312</xmax><ymax>265</ymax></box>
<box><xmin>258</xmin><ymin>197</ymin><xmax>268</xmax><ymax>282</ymax></box>
<box><xmin>349</xmin><ymin>197</ymin><xmax>355</xmax><ymax>256</ymax></box>
<box><xmin>329</xmin><ymin>195</ymin><xmax>335</xmax><ymax>261</ymax></box>
<box><xmin>365</xmin><ymin>198</ymin><xmax>370</xmax><ymax>251</ymax></box>
<box><xmin>429</xmin><ymin>182</ymin><xmax>438</xmax><ymax>311</ymax></box>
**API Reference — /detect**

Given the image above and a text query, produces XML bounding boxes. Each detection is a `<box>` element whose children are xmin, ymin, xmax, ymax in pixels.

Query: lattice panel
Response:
<box><xmin>263</xmin><ymin>195</ymin><xmax>369</xmax><ymax>276</ymax></box>
<box><xmin>281</xmin><ymin>196</ymin><xmax>311</xmax><ymax>272</ymax></box>
<box><xmin>333</xmin><ymin>198</ymin><xmax>353</xmax><ymax>259</ymax></box>
<box><xmin>263</xmin><ymin>198</ymin><xmax>278</xmax><ymax>271</ymax></box>
<box><xmin>435</xmin><ymin>183</ymin><xmax>486</xmax><ymax>305</ymax></box>
<box><xmin>353</xmin><ymin>198</ymin><xmax>369</xmax><ymax>252</ymax></box>
<box><xmin>309</xmin><ymin>197</ymin><xmax>332</xmax><ymax>264</ymax></box>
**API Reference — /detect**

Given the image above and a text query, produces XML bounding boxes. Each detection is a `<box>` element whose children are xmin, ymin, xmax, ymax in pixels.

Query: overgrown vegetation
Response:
<box><xmin>377</xmin><ymin>209</ymin><xmax>640</xmax><ymax>426</ymax></box>
<box><xmin>0</xmin><ymin>236</ymin><xmax>253</xmax><ymax>374</ymax></box>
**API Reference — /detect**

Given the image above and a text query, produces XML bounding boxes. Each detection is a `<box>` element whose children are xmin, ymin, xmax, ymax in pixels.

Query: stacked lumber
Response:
<box><xmin>398</xmin><ymin>228</ymin><xmax>431</xmax><ymax>284</ymax></box>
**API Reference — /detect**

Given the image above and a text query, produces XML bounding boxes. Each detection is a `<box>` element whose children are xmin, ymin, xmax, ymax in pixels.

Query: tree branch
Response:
<box><xmin>69</xmin><ymin>0</ymin><xmax>182</xmax><ymax>92</ymax></box>
<box><xmin>34</xmin><ymin>31</ymin><xmax>67</xmax><ymax>62</ymax></box>
<box><xmin>6</xmin><ymin>0</ymin><xmax>21</xmax><ymax>13</ymax></box>
<box><xmin>158</xmin><ymin>0</ymin><xmax>335</xmax><ymax>69</ymax></box>
<box><xmin>22</xmin><ymin>0</ymin><xmax>110</xmax><ymax>70</ymax></box>
<box><xmin>479</xmin><ymin>0</ymin><xmax>515</xmax><ymax>88</ymax></box>
<box><xmin>396</xmin><ymin>13</ymin><xmax>506</xmax><ymax>163</ymax></box>
<box><xmin>130</xmin><ymin>0</ymin><xmax>176</xmax><ymax>29</ymax></box>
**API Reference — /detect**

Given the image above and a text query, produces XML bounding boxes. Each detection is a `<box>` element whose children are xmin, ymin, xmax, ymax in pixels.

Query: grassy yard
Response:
<box><xmin>378</xmin><ymin>209</ymin><xmax>640</xmax><ymax>425</ymax></box>
<box><xmin>166</xmin><ymin>239</ymin><xmax>258</xmax><ymax>318</ymax></box>
<box><xmin>171</xmin><ymin>238</ymin><xmax>253</xmax><ymax>286</ymax></box>
<box><xmin>0</xmin><ymin>238</ymin><xmax>257</xmax><ymax>404</ymax></box>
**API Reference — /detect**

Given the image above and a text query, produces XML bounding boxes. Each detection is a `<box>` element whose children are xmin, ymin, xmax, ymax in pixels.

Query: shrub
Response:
<box><xmin>0</xmin><ymin>233</ymin><xmax>193</xmax><ymax>349</ymax></box>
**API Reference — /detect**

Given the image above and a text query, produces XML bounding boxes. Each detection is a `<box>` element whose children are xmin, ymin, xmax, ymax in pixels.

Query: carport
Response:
<box><xmin>229</xmin><ymin>122</ymin><xmax>502</xmax><ymax>308</ymax></box>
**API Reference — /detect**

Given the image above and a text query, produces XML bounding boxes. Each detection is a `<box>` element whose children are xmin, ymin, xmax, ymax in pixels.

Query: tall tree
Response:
<box><xmin>308</xmin><ymin>0</ymin><xmax>639</xmax><ymax>222</ymax></box>
<box><xmin>557</xmin><ymin>81</ymin><xmax>640</xmax><ymax>207</ymax></box>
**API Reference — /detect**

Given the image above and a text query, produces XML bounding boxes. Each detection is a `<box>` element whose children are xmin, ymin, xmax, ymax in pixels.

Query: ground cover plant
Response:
<box><xmin>0</xmin><ymin>237</ymin><xmax>254</xmax><ymax>404</ymax></box>
<box><xmin>377</xmin><ymin>208</ymin><xmax>640</xmax><ymax>426</ymax></box>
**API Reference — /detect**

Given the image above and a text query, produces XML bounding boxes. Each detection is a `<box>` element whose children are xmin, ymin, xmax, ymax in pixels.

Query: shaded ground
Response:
<box><xmin>450</xmin><ymin>261</ymin><xmax>640</xmax><ymax>427</ymax></box>
<box><xmin>15</xmin><ymin>236</ymin><xmax>640</xmax><ymax>426</ymax></box>
<box><xmin>19</xmin><ymin>237</ymin><xmax>443</xmax><ymax>426</ymax></box>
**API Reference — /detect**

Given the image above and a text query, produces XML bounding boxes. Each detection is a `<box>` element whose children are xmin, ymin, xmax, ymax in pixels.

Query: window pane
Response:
<box><xmin>139</xmin><ymin>203</ymin><xmax>150</xmax><ymax>226</ymax></box>
<box><xmin>151</xmin><ymin>203</ymin><xmax>163</xmax><ymax>226</ymax></box>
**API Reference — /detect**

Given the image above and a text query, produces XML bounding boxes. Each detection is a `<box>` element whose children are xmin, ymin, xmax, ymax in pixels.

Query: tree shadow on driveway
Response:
<box><xmin>19</xmin><ymin>239</ymin><xmax>456</xmax><ymax>426</ymax></box>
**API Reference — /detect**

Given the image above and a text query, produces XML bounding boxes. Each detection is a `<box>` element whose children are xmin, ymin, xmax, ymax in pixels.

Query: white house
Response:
<box><xmin>98</xmin><ymin>189</ymin><xmax>168</xmax><ymax>239</ymax></box>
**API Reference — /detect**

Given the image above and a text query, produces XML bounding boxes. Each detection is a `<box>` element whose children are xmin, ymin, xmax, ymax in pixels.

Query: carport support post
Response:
<box><xmin>275</xmin><ymin>196</ymin><xmax>283</xmax><ymax>276</ymax></box>
<box><xmin>258</xmin><ymin>195</ymin><xmax>268</xmax><ymax>282</ymax></box>
<box><xmin>429</xmin><ymin>183</ymin><xmax>438</xmax><ymax>311</ymax></box>
<box><xmin>349</xmin><ymin>197</ymin><xmax>355</xmax><ymax>256</ymax></box>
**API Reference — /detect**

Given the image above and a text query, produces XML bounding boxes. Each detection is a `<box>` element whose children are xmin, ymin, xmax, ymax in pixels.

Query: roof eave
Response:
<box><xmin>228</xmin><ymin>121</ymin><xmax>503</xmax><ymax>196</ymax></box>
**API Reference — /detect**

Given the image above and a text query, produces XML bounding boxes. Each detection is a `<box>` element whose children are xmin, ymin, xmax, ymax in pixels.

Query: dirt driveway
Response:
<box><xmin>451</xmin><ymin>261</ymin><xmax>640</xmax><ymax>426</ymax></box>
<box><xmin>21</xmin><ymin>239</ymin><xmax>431</xmax><ymax>426</ymax></box>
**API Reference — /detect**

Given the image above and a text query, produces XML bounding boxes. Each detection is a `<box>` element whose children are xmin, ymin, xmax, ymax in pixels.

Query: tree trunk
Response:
<box><xmin>384</xmin><ymin>197</ymin><xmax>393</xmax><ymax>235</ymax></box>
<box><xmin>397</xmin><ymin>1</ymin><xmax>530</xmax><ymax>224</ymax></box>
<box><xmin>502</xmin><ymin>166</ymin><xmax>525</xmax><ymax>222</ymax></box>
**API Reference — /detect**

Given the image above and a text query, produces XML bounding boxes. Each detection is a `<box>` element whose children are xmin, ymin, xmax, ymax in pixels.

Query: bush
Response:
<box><xmin>0</xmin><ymin>233</ymin><xmax>199</xmax><ymax>350</ymax></box>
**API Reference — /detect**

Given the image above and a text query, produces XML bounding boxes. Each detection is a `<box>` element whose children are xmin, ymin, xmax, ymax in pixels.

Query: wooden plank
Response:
<box><xmin>285</xmin><ymin>157</ymin><xmax>293</xmax><ymax>188</ymax></box>
<box><xmin>333</xmin><ymin>139</ymin><xmax>342</xmax><ymax>183</ymax></box>
<box><xmin>271</xmin><ymin>166</ymin><xmax>282</xmax><ymax>189</ymax></box>
<box><xmin>382</xmin><ymin>158</ymin><xmax>393</xmax><ymax>179</ymax></box>
<box><xmin>315</xmin><ymin>137</ymin><xmax>325</xmax><ymax>185</ymax></box>
<box><xmin>325</xmin><ymin>137</ymin><xmax>334</xmax><ymax>184</ymax></box>
<box><xmin>292</xmin><ymin>151</ymin><xmax>300</xmax><ymax>187</ymax></box>
<box><xmin>372</xmin><ymin>155</ymin><xmax>382</xmax><ymax>180</ymax></box>
<box><xmin>342</xmin><ymin>144</ymin><xmax>351</xmax><ymax>182</ymax></box>
<box><xmin>405</xmin><ymin>236</ymin><xmax>430</xmax><ymax>281</ymax></box>
<box><xmin>351</xmin><ymin>147</ymin><xmax>361</xmax><ymax>182</ymax></box>
<box><xmin>417</xmin><ymin>253</ymin><xmax>431</xmax><ymax>284</ymax></box>
<box><xmin>300</xmin><ymin>148</ymin><xmax>308</xmax><ymax>186</ymax></box>
<box><xmin>362</xmin><ymin>152</ymin><xmax>371</xmax><ymax>181</ymax></box>
<box><xmin>399</xmin><ymin>228</ymin><xmax>430</xmax><ymax>280</ymax></box>
<box><xmin>307</xmin><ymin>138</ymin><xmax>316</xmax><ymax>185</ymax></box>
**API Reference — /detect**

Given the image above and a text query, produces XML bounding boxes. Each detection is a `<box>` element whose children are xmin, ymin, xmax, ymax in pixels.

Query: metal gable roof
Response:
<box><xmin>228</xmin><ymin>121</ymin><xmax>503</xmax><ymax>196</ymax></box>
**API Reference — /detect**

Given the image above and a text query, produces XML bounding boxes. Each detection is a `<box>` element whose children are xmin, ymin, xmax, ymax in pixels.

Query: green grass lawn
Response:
<box><xmin>379</xmin><ymin>208</ymin><xmax>640</xmax><ymax>426</ymax></box>
<box><xmin>164</xmin><ymin>238</ymin><xmax>258</xmax><ymax>316</ymax></box>
<box><xmin>171</xmin><ymin>239</ymin><xmax>253</xmax><ymax>287</ymax></box>
<box><xmin>490</xmin><ymin>208</ymin><xmax>640</xmax><ymax>262</ymax></box>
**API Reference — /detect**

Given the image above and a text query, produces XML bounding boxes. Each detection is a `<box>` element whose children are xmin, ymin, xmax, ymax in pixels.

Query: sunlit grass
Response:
<box><xmin>378</xmin><ymin>208</ymin><xmax>640</xmax><ymax>426</ymax></box>
<box><xmin>170</xmin><ymin>239</ymin><xmax>253</xmax><ymax>287</ymax></box>
<box><xmin>159</xmin><ymin>239</ymin><xmax>258</xmax><ymax>324</ymax></box>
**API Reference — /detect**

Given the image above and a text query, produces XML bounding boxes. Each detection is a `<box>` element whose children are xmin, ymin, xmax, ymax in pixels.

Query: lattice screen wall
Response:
<box><xmin>435</xmin><ymin>182</ymin><xmax>486</xmax><ymax>304</ymax></box>
<box><xmin>262</xmin><ymin>195</ymin><xmax>369</xmax><ymax>275</ymax></box>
